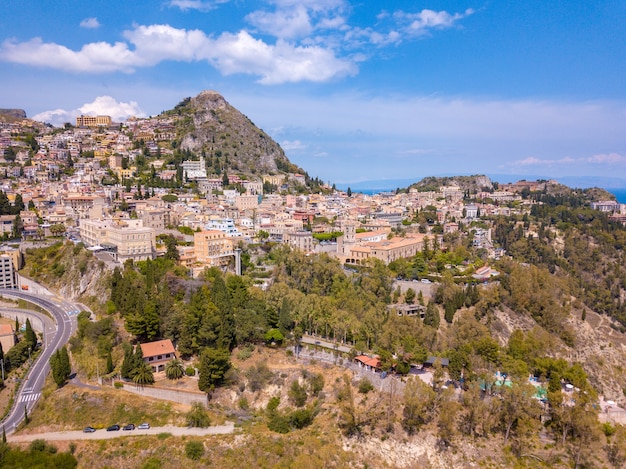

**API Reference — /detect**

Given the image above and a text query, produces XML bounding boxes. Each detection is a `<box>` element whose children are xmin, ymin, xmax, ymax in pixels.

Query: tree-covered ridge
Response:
<box><xmin>491</xmin><ymin>190</ymin><xmax>626</xmax><ymax>326</ymax></box>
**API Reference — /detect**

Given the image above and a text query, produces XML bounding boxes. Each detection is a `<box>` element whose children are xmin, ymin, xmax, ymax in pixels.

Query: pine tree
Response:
<box><xmin>198</xmin><ymin>348</ymin><xmax>231</xmax><ymax>395</ymax></box>
<box><xmin>2</xmin><ymin>425</ymin><xmax>6</xmax><ymax>443</ymax></box>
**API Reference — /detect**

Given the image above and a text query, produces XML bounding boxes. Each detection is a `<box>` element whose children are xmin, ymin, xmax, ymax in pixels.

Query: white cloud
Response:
<box><xmin>210</xmin><ymin>31</ymin><xmax>357</xmax><ymax>83</ymax></box>
<box><xmin>281</xmin><ymin>139</ymin><xmax>305</xmax><ymax>150</ymax></box>
<box><xmin>587</xmin><ymin>153</ymin><xmax>626</xmax><ymax>165</ymax></box>
<box><xmin>509</xmin><ymin>153</ymin><xmax>626</xmax><ymax>169</ymax></box>
<box><xmin>0</xmin><ymin>37</ymin><xmax>138</xmax><ymax>72</ymax></box>
<box><xmin>32</xmin><ymin>96</ymin><xmax>145</xmax><ymax>127</ymax></box>
<box><xmin>167</xmin><ymin>0</ymin><xmax>226</xmax><ymax>12</ymax></box>
<box><xmin>80</xmin><ymin>17</ymin><xmax>100</xmax><ymax>29</ymax></box>
<box><xmin>0</xmin><ymin>24</ymin><xmax>356</xmax><ymax>83</ymax></box>
<box><xmin>394</xmin><ymin>8</ymin><xmax>474</xmax><ymax>36</ymax></box>
<box><xmin>246</xmin><ymin>5</ymin><xmax>313</xmax><ymax>39</ymax></box>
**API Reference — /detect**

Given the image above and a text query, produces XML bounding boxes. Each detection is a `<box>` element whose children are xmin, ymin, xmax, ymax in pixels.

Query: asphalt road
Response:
<box><xmin>0</xmin><ymin>288</ymin><xmax>78</xmax><ymax>435</ymax></box>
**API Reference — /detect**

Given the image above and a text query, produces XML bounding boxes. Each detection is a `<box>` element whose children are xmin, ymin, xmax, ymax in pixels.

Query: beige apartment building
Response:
<box><xmin>194</xmin><ymin>230</ymin><xmax>233</xmax><ymax>269</ymax></box>
<box><xmin>284</xmin><ymin>230</ymin><xmax>314</xmax><ymax>253</ymax></box>
<box><xmin>235</xmin><ymin>194</ymin><xmax>259</xmax><ymax>211</ymax></box>
<box><xmin>76</xmin><ymin>115</ymin><xmax>112</xmax><ymax>127</ymax></box>
<box><xmin>79</xmin><ymin>218</ymin><xmax>156</xmax><ymax>262</ymax></box>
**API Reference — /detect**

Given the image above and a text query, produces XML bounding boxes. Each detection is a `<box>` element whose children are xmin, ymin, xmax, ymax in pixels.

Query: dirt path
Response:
<box><xmin>8</xmin><ymin>422</ymin><xmax>235</xmax><ymax>443</ymax></box>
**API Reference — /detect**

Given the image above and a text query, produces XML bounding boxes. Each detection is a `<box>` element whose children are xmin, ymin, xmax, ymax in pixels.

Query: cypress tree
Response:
<box><xmin>120</xmin><ymin>345</ymin><xmax>134</xmax><ymax>379</ymax></box>
<box><xmin>2</xmin><ymin>426</ymin><xmax>5</xmax><ymax>443</ymax></box>
<box><xmin>59</xmin><ymin>346</ymin><xmax>71</xmax><ymax>380</ymax></box>
<box><xmin>106</xmin><ymin>350</ymin><xmax>114</xmax><ymax>374</ymax></box>
<box><xmin>24</xmin><ymin>319</ymin><xmax>37</xmax><ymax>349</ymax></box>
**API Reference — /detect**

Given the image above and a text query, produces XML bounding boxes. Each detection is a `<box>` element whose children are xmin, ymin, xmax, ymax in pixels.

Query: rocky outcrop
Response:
<box><xmin>176</xmin><ymin>90</ymin><xmax>297</xmax><ymax>176</ymax></box>
<box><xmin>0</xmin><ymin>109</ymin><xmax>27</xmax><ymax>121</ymax></box>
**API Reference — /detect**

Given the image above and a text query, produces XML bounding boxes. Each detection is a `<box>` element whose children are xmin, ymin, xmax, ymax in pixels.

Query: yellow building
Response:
<box><xmin>76</xmin><ymin>115</ymin><xmax>112</xmax><ymax>127</ymax></box>
<box><xmin>193</xmin><ymin>230</ymin><xmax>233</xmax><ymax>270</ymax></box>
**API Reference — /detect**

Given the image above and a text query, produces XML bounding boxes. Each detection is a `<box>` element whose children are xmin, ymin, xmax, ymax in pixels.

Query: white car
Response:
<box><xmin>137</xmin><ymin>423</ymin><xmax>150</xmax><ymax>430</ymax></box>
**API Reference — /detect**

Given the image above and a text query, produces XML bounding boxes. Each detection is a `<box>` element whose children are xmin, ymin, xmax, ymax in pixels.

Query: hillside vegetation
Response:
<box><xmin>13</xmin><ymin>183</ymin><xmax>626</xmax><ymax>468</ymax></box>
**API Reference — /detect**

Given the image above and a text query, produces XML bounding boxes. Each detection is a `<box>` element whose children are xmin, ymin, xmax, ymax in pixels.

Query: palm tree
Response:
<box><xmin>165</xmin><ymin>358</ymin><xmax>185</xmax><ymax>380</ymax></box>
<box><xmin>132</xmin><ymin>363</ymin><xmax>155</xmax><ymax>388</ymax></box>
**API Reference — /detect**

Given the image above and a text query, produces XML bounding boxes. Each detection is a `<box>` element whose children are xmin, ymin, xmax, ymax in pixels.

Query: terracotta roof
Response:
<box><xmin>354</xmin><ymin>355</ymin><xmax>381</xmax><ymax>369</ymax></box>
<box><xmin>0</xmin><ymin>324</ymin><xmax>13</xmax><ymax>335</ymax></box>
<box><xmin>139</xmin><ymin>339</ymin><xmax>175</xmax><ymax>358</ymax></box>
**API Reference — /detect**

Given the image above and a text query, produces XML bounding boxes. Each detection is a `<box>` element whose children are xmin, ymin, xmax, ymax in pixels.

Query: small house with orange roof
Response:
<box><xmin>354</xmin><ymin>355</ymin><xmax>382</xmax><ymax>372</ymax></box>
<box><xmin>0</xmin><ymin>323</ymin><xmax>15</xmax><ymax>352</ymax></box>
<box><xmin>139</xmin><ymin>339</ymin><xmax>176</xmax><ymax>373</ymax></box>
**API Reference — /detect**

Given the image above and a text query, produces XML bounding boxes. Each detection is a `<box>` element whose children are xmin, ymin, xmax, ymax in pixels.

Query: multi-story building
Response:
<box><xmin>235</xmin><ymin>194</ymin><xmax>259</xmax><ymax>211</ymax></box>
<box><xmin>79</xmin><ymin>218</ymin><xmax>156</xmax><ymax>262</ymax></box>
<box><xmin>76</xmin><ymin>115</ymin><xmax>112</xmax><ymax>127</ymax></box>
<box><xmin>194</xmin><ymin>230</ymin><xmax>233</xmax><ymax>269</ymax></box>
<box><xmin>284</xmin><ymin>230</ymin><xmax>314</xmax><ymax>253</ymax></box>
<box><xmin>0</xmin><ymin>254</ymin><xmax>18</xmax><ymax>289</ymax></box>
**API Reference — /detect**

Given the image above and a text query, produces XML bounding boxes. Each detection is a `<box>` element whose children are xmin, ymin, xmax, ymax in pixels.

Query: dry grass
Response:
<box><xmin>22</xmin><ymin>379</ymin><xmax>189</xmax><ymax>432</ymax></box>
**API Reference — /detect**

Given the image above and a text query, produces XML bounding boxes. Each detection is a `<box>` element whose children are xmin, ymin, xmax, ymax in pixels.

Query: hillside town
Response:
<box><xmin>1</xmin><ymin>112</ymin><xmax>625</xmax><ymax>289</ymax></box>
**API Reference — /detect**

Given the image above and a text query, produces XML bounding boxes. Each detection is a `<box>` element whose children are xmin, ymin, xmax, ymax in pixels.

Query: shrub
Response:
<box><xmin>358</xmin><ymin>378</ymin><xmax>374</xmax><ymax>394</ymax></box>
<box><xmin>288</xmin><ymin>407</ymin><xmax>315</xmax><ymax>429</ymax></box>
<box><xmin>185</xmin><ymin>440</ymin><xmax>204</xmax><ymax>460</ymax></box>
<box><xmin>185</xmin><ymin>402</ymin><xmax>210</xmax><ymax>428</ymax></box>
<box><xmin>185</xmin><ymin>366</ymin><xmax>196</xmax><ymax>376</ymax></box>
<box><xmin>245</xmin><ymin>362</ymin><xmax>274</xmax><ymax>392</ymax></box>
<box><xmin>114</xmin><ymin>381</ymin><xmax>124</xmax><ymax>389</ymax></box>
<box><xmin>236</xmin><ymin>345</ymin><xmax>253</xmax><ymax>361</ymax></box>
<box><xmin>288</xmin><ymin>380</ymin><xmax>308</xmax><ymax>407</ymax></box>
<box><xmin>141</xmin><ymin>457</ymin><xmax>162</xmax><ymax>469</ymax></box>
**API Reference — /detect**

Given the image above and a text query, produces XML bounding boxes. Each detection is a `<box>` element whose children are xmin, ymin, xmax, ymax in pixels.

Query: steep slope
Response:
<box><xmin>168</xmin><ymin>90</ymin><xmax>302</xmax><ymax>177</ymax></box>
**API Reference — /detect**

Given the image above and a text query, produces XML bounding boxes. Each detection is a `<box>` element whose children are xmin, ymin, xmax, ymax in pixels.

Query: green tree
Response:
<box><xmin>423</xmin><ymin>302</ymin><xmax>440</xmax><ymax>329</ymax></box>
<box><xmin>24</xmin><ymin>318</ymin><xmax>37</xmax><ymax>350</ymax></box>
<box><xmin>405</xmin><ymin>288</ymin><xmax>416</xmax><ymax>304</ymax></box>
<box><xmin>165</xmin><ymin>358</ymin><xmax>185</xmax><ymax>380</ymax></box>
<box><xmin>198</xmin><ymin>348</ymin><xmax>231</xmax><ymax>395</ymax></box>
<box><xmin>132</xmin><ymin>362</ymin><xmax>155</xmax><ymax>387</ymax></box>
<box><xmin>402</xmin><ymin>376</ymin><xmax>435</xmax><ymax>435</ymax></box>
<box><xmin>59</xmin><ymin>346</ymin><xmax>71</xmax><ymax>379</ymax></box>
<box><xmin>105</xmin><ymin>350</ymin><xmax>114</xmax><ymax>374</ymax></box>
<box><xmin>288</xmin><ymin>380</ymin><xmax>308</xmax><ymax>407</ymax></box>
<box><xmin>50</xmin><ymin>349</ymin><xmax>69</xmax><ymax>387</ymax></box>
<box><xmin>120</xmin><ymin>344</ymin><xmax>134</xmax><ymax>379</ymax></box>
<box><xmin>186</xmin><ymin>402</ymin><xmax>211</xmax><ymax>427</ymax></box>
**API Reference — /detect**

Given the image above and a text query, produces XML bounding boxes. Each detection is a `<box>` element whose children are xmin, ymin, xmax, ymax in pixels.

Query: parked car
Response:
<box><xmin>137</xmin><ymin>423</ymin><xmax>150</xmax><ymax>430</ymax></box>
<box><xmin>83</xmin><ymin>426</ymin><xmax>96</xmax><ymax>433</ymax></box>
<box><xmin>106</xmin><ymin>424</ymin><xmax>120</xmax><ymax>432</ymax></box>
<box><xmin>421</xmin><ymin>279</ymin><xmax>431</xmax><ymax>284</ymax></box>
<box><xmin>123</xmin><ymin>424</ymin><xmax>135</xmax><ymax>431</ymax></box>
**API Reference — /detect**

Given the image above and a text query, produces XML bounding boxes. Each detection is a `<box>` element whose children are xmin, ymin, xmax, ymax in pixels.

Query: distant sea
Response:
<box><xmin>352</xmin><ymin>187</ymin><xmax>626</xmax><ymax>203</ymax></box>
<box><xmin>610</xmin><ymin>189</ymin><xmax>626</xmax><ymax>204</ymax></box>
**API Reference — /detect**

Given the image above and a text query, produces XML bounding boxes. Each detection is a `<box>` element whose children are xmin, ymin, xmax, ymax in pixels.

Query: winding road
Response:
<box><xmin>0</xmin><ymin>288</ymin><xmax>79</xmax><ymax>435</ymax></box>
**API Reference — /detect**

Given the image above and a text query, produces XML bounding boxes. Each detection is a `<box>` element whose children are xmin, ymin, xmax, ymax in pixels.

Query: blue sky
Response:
<box><xmin>1</xmin><ymin>0</ymin><xmax>625</xmax><ymax>185</ymax></box>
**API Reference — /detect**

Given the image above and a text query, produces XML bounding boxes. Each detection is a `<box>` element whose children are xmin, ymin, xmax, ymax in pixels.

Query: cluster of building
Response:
<box><xmin>2</xmin><ymin>114</ymin><xmax>625</xmax><ymax>283</ymax></box>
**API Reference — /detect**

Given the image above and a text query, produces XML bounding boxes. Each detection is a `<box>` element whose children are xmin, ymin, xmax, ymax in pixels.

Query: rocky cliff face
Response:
<box><xmin>0</xmin><ymin>108</ymin><xmax>27</xmax><ymax>122</ymax></box>
<box><xmin>176</xmin><ymin>90</ymin><xmax>298</xmax><ymax>176</ymax></box>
